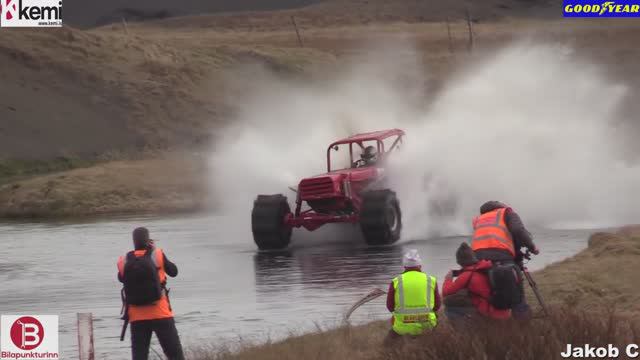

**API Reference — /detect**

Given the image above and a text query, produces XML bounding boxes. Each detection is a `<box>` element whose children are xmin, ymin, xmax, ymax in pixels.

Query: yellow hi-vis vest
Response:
<box><xmin>392</xmin><ymin>271</ymin><xmax>438</xmax><ymax>335</ymax></box>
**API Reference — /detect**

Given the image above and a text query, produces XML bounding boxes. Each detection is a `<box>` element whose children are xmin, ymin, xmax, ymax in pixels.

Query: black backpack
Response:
<box><xmin>122</xmin><ymin>250</ymin><xmax>162</xmax><ymax>306</ymax></box>
<box><xmin>486</xmin><ymin>264</ymin><xmax>522</xmax><ymax>310</ymax></box>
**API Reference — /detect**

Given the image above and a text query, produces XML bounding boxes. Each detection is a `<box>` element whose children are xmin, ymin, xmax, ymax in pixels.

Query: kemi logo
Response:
<box><xmin>564</xmin><ymin>0</ymin><xmax>640</xmax><ymax>17</ymax></box>
<box><xmin>0</xmin><ymin>0</ymin><xmax>62</xmax><ymax>27</ymax></box>
<box><xmin>0</xmin><ymin>315</ymin><xmax>59</xmax><ymax>359</ymax></box>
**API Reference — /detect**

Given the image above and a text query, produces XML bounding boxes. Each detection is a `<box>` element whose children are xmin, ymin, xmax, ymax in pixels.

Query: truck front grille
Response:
<box><xmin>299</xmin><ymin>177</ymin><xmax>335</xmax><ymax>199</ymax></box>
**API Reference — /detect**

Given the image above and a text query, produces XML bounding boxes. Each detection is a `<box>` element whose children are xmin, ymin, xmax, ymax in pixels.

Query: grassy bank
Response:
<box><xmin>191</xmin><ymin>227</ymin><xmax>640</xmax><ymax>360</ymax></box>
<box><xmin>192</xmin><ymin>310</ymin><xmax>639</xmax><ymax>360</ymax></box>
<box><xmin>0</xmin><ymin>157</ymin><xmax>96</xmax><ymax>185</ymax></box>
<box><xmin>0</xmin><ymin>154</ymin><xmax>209</xmax><ymax>218</ymax></box>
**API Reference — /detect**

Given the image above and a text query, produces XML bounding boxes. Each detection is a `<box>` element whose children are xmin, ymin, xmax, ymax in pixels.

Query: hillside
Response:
<box><xmin>1</xmin><ymin>4</ymin><xmax>635</xmax><ymax>167</ymax></box>
<box><xmin>132</xmin><ymin>0</ymin><xmax>561</xmax><ymax>31</ymax></box>
<box><xmin>64</xmin><ymin>0</ymin><xmax>559</xmax><ymax>29</ymax></box>
<box><xmin>0</xmin><ymin>24</ymin><xmax>334</xmax><ymax>217</ymax></box>
<box><xmin>64</xmin><ymin>0</ymin><xmax>320</xmax><ymax>28</ymax></box>
<box><xmin>0</xmin><ymin>27</ymin><xmax>331</xmax><ymax>161</ymax></box>
<box><xmin>1</xmin><ymin>3</ymin><xmax>640</xmax><ymax>217</ymax></box>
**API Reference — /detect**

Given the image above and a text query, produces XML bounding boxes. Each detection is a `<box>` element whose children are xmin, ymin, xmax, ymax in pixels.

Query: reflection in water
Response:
<box><xmin>252</xmin><ymin>228</ymin><xmax>593</xmax><ymax>330</ymax></box>
<box><xmin>254</xmin><ymin>245</ymin><xmax>404</xmax><ymax>292</ymax></box>
<box><xmin>253</xmin><ymin>250</ymin><xmax>294</xmax><ymax>291</ymax></box>
<box><xmin>252</xmin><ymin>243</ymin><xmax>407</xmax><ymax>333</ymax></box>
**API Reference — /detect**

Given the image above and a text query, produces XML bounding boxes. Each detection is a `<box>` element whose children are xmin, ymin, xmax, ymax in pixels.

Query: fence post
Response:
<box><xmin>77</xmin><ymin>313</ymin><xmax>95</xmax><ymax>360</ymax></box>
<box><xmin>290</xmin><ymin>16</ymin><xmax>304</xmax><ymax>47</ymax></box>
<box><xmin>121</xmin><ymin>18</ymin><xmax>129</xmax><ymax>36</ymax></box>
<box><xmin>465</xmin><ymin>8</ymin><xmax>474</xmax><ymax>53</ymax></box>
<box><xmin>446</xmin><ymin>17</ymin><xmax>453</xmax><ymax>54</ymax></box>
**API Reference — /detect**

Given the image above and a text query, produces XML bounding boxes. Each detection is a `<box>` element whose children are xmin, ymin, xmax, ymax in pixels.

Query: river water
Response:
<box><xmin>0</xmin><ymin>214</ymin><xmax>593</xmax><ymax>359</ymax></box>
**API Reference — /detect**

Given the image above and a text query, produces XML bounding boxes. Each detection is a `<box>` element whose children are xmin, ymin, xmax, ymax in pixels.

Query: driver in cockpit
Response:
<box><xmin>355</xmin><ymin>146</ymin><xmax>378</xmax><ymax>167</ymax></box>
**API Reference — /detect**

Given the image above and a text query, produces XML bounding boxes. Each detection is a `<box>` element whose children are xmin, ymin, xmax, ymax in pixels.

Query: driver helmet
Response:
<box><xmin>361</xmin><ymin>146</ymin><xmax>377</xmax><ymax>161</ymax></box>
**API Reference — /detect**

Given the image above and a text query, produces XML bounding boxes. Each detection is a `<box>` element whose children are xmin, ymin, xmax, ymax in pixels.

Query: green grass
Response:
<box><xmin>0</xmin><ymin>157</ymin><xmax>96</xmax><ymax>184</ymax></box>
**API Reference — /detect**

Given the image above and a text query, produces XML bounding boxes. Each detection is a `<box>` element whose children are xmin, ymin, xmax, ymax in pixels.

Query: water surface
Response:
<box><xmin>0</xmin><ymin>215</ymin><xmax>592</xmax><ymax>359</ymax></box>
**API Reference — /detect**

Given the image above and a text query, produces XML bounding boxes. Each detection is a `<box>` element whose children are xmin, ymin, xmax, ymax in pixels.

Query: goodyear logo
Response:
<box><xmin>564</xmin><ymin>0</ymin><xmax>640</xmax><ymax>16</ymax></box>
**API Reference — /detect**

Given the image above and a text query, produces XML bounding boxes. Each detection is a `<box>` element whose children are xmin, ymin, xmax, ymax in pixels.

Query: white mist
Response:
<box><xmin>208</xmin><ymin>41</ymin><xmax>640</xmax><ymax>242</ymax></box>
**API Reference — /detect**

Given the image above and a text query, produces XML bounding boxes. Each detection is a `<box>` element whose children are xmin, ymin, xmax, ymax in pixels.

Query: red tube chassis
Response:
<box><xmin>285</xmin><ymin>210</ymin><xmax>359</xmax><ymax>231</ymax></box>
<box><xmin>283</xmin><ymin>129</ymin><xmax>404</xmax><ymax>232</ymax></box>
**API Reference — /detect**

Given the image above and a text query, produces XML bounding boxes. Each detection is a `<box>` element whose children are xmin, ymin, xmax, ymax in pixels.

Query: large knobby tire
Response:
<box><xmin>360</xmin><ymin>190</ymin><xmax>402</xmax><ymax>246</ymax></box>
<box><xmin>251</xmin><ymin>194</ymin><xmax>293</xmax><ymax>250</ymax></box>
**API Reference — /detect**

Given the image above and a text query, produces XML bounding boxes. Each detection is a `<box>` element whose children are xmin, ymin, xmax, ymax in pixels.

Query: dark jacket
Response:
<box><xmin>475</xmin><ymin>201</ymin><xmax>537</xmax><ymax>262</ymax></box>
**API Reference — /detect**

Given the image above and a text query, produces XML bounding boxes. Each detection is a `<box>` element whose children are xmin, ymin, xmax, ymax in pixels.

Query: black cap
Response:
<box><xmin>132</xmin><ymin>227</ymin><xmax>150</xmax><ymax>249</ymax></box>
<box><xmin>456</xmin><ymin>242</ymin><xmax>478</xmax><ymax>267</ymax></box>
<box><xmin>480</xmin><ymin>201</ymin><xmax>508</xmax><ymax>214</ymax></box>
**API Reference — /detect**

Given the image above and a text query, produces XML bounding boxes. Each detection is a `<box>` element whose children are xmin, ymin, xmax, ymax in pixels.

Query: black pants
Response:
<box><xmin>445</xmin><ymin>306</ymin><xmax>479</xmax><ymax>329</ymax></box>
<box><xmin>130</xmin><ymin>318</ymin><xmax>184</xmax><ymax>360</ymax></box>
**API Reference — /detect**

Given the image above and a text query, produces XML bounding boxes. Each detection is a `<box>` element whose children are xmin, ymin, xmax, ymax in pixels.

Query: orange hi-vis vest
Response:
<box><xmin>117</xmin><ymin>248</ymin><xmax>173</xmax><ymax>322</ymax></box>
<box><xmin>471</xmin><ymin>208</ymin><xmax>515</xmax><ymax>257</ymax></box>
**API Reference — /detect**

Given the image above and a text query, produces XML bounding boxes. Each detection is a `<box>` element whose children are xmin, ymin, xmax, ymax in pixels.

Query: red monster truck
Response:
<box><xmin>251</xmin><ymin>129</ymin><xmax>405</xmax><ymax>250</ymax></box>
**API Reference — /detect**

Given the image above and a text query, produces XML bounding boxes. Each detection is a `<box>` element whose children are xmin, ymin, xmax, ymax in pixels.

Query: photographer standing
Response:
<box><xmin>471</xmin><ymin>201</ymin><xmax>540</xmax><ymax>319</ymax></box>
<box><xmin>117</xmin><ymin>227</ymin><xmax>184</xmax><ymax>360</ymax></box>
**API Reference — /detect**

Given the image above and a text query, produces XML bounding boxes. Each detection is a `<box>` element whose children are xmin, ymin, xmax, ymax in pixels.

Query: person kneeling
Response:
<box><xmin>442</xmin><ymin>243</ymin><xmax>510</xmax><ymax>323</ymax></box>
<box><xmin>384</xmin><ymin>249</ymin><xmax>440</xmax><ymax>346</ymax></box>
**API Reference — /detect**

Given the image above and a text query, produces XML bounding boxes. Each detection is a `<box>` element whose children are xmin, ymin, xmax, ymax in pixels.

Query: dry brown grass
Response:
<box><xmin>0</xmin><ymin>26</ymin><xmax>332</xmax><ymax>160</ymax></box>
<box><xmin>191</xmin><ymin>310</ymin><xmax>640</xmax><ymax>360</ymax></box>
<box><xmin>101</xmin><ymin>18</ymin><xmax>640</xmax><ymax>104</ymax></box>
<box><xmin>188</xmin><ymin>229</ymin><xmax>640</xmax><ymax>360</ymax></box>
<box><xmin>529</xmin><ymin>228</ymin><xmax>640</xmax><ymax>320</ymax></box>
<box><xmin>124</xmin><ymin>0</ymin><xmax>560</xmax><ymax>32</ymax></box>
<box><xmin>0</xmin><ymin>23</ymin><xmax>336</xmax><ymax>218</ymax></box>
<box><xmin>0</xmin><ymin>153</ymin><xmax>209</xmax><ymax>218</ymax></box>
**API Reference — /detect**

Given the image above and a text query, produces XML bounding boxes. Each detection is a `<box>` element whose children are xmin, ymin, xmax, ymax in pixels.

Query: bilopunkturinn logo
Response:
<box><xmin>1</xmin><ymin>315</ymin><xmax>59</xmax><ymax>359</ymax></box>
<box><xmin>0</xmin><ymin>0</ymin><xmax>62</xmax><ymax>27</ymax></box>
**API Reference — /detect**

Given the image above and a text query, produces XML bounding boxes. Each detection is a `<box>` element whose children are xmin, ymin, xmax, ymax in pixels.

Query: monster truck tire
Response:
<box><xmin>360</xmin><ymin>190</ymin><xmax>402</xmax><ymax>245</ymax></box>
<box><xmin>252</xmin><ymin>194</ymin><xmax>293</xmax><ymax>250</ymax></box>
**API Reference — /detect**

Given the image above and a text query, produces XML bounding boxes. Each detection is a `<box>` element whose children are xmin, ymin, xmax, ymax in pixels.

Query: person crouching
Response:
<box><xmin>442</xmin><ymin>243</ymin><xmax>510</xmax><ymax>323</ymax></box>
<box><xmin>384</xmin><ymin>249</ymin><xmax>441</xmax><ymax>345</ymax></box>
